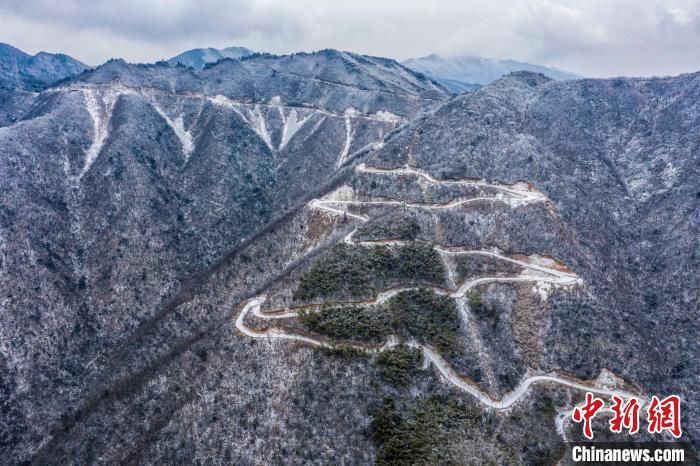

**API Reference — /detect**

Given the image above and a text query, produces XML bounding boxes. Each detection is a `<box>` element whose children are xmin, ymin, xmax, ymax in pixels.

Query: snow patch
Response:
<box><xmin>625</xmin><ymin>166</ymin><xmax>653</xmax><ymax>201</ymax></box>
<box><xmin>79</xmin><ymin>87</ymin><xmax>126</xmax><ymax>180</ymax></box>
<box><xmin>335</xmin><ymin>116</ymin><xmax>355</xmax><ymax>168</ymax></box>
<box><xmin>371</xmin><ymin>110</ymin><xmax>401</xmax><ymax>122</ymax></box>
<box><xmin>173</xmin><ymin>116</ymin><xmax>195</xmax><ymax>156</ymax></box>
<box><xmin>149</xmin><ymin>99</ymin><xmax>195</xmax><ymax>159</ymax></box>
<box><xmin>209</xmin><ymin>96</ymin><xmax>273</xmax><ymax>151</ymax></box>
<box><xmin>303</xmin><ymin>115</ymin><xmax>327</xmax><ymax>141</ymax></box>
<box><xmin>279</xmin><ymin>109</ymin><xmax>312</xmax><ymax>150</ymax></box>
<box><xmin>247</xmin><ymin>105</ymin><xmax>273</xmax><ymax>150</ymax></box>
<box><xmin>209</xmin><ymin>95</ymin><xmax>250</xmax><ymax>124</ymax></box>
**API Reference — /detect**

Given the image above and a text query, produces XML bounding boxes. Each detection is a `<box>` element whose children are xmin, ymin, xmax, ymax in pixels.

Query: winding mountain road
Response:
<box><xmin>236</xmin><ymin>296</ymin><xmax>641</xmax><ymax>410</ymax></box>
<box><xmin>357</xmin><ymin>163</ymin><xmax>547</xmax><ymax>202</ymax></box>
<box><xmin>234</xmin><ymin>163</ymin><xmax>642</xmax><ymax>412</ymax></box>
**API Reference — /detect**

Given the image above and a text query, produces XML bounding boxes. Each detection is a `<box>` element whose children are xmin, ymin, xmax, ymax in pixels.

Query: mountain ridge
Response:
<box><xmin>403</xmin><ymin>53</ymin><xmax>579</xmax><ymax>93</ymax></box>
<box><xmin>166</xmin><ymin>46</ymin><xmax>255</xmax><ymax>69</ymax></box>
<box><xmin>0</xmin><ymin>42</ymin><xmax>88</xmax><ymax>90</ymax></box>
<box><xmin>57</xmin><ymin>50</ymin><xmax>449</xmax><ymax>115</ymax></box>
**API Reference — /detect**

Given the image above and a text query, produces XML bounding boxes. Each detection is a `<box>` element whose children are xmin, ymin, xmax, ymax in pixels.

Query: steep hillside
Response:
<box><xmin>0</xmin><ymin>43</ymin><xmax>88</xmax><ymax>91</ymax></box>
<box><xmin>368</xmin><ymin>70</ymin><xmax>700</xmax><ymax>449</ymax></box>
<box><xmin>0</xmin><ymin>50</ymin><xmax>449</xmax><ymax>463</ymax></box>
<box><xmin>0</xmin><ymin>60</ymin><xmax>697</xmax><ymax>463</ymax></box>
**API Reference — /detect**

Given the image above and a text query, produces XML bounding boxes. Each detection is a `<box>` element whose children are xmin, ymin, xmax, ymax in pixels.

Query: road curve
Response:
<box><xmin>233</xmin><ymin>163</ymin><xmax>641</xmax><ymax>412</ymax></box>
<box><xmin>356</xmin><ymin>163</ymin><xmax>547</xmax><ymax>201</ymax></box>
<box><xmin>236</xmin><ymin>296</ymin><xmax>642</xmax><ymax>410</ymax></box>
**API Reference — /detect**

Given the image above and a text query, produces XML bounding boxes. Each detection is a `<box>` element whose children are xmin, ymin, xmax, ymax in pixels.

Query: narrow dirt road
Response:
<box><xmin>236</xmin><ymin>297</ymin><xmax>642</xmax><ymax>410</ymax></box>
<box><xmin>234</xmin><ymin>163</ymin><xmax>642</xmax><ymax>412</ymax></box>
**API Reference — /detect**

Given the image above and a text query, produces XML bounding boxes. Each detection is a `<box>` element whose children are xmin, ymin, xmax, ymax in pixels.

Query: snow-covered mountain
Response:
<box><xmin>0</xmin><ymin>49</ymin><xmax>451</xmax><ymax>463</ymax></box>
<box><xmin>166</xmin><ymin>46</ymin><xmax>255</xmax><ymax>69</ymax></box>
<box><xmin>0</xmin><ymin>43</ymin><xmax>88</xmax><ymax>90</ymax></box>
<box><xmin>403</xmin><ymin>53</ymin><xmax>579</xmax><ymax>93</ymax></box>
<box><xmin>1</xmin><ymin>40</ymin><xmax>699</xmax><ymax>464</ymax></box>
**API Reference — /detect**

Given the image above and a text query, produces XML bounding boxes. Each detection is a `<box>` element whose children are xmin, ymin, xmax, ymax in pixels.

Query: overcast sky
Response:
<box><xmin>1</xmin><ymin>0</ymin><xmax>699</xmax><ymax>77</ymax></box>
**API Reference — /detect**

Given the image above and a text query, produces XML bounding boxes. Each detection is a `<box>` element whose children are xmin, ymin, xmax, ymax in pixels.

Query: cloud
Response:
<box><xmin>0</xmin><ymin>0</ymin><xmax>303</xmax><ymax>64</ymax></box>
<box><xmin>0</xmin><ymin>0</ymin><xmax>699</xmax><ymax>77</ymax></box>
<box><xmin>0</xmin><ymin>0</ymin><xmax>294</xmax><ymax>42</ymax></box>
<box><xmin>506</xmin><ymin>0</ymin><xmax>700</xmax><ymax>76</ymax></box>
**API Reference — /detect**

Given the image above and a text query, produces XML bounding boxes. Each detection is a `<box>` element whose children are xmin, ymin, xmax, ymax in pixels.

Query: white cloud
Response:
<box><xmin>0</xmin><ymin>0</ymin><xmax>699</xmax><ymax>77</ymax></box>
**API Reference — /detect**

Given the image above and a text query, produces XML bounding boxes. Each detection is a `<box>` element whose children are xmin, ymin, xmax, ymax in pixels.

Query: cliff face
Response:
<box><xmin>0</xmin><ymin>57</ymin><xmax>697</xmax><ymax>464</ymax></box>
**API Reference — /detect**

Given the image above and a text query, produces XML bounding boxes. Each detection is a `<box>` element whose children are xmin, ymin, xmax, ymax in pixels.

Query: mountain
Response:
<box><xmin>166</xmin><ymin>46</ymin><xmax>255</xmax><ymax>69</ymax></box>
<box><xmin>403</xmin><ymin>53</ymin><xmax>579</xmax><ymax>93</ymax></box>
<box><xmin>1</xmin><ymin>42</ymin><xmax>698</xmax><ymax>465</ymax></box>
<box><xmin>0</xmin><ymin>50</ymin><xmax>450</xmax><ymax>463</ymax></box>
<box><xmin>0</xmin><ymin>43</ymin><xmax>88</xmax><ymax>90</ymax></box>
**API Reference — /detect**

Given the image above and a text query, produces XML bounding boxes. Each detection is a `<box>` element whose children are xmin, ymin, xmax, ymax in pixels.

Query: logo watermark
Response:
<box><xmin>568</xmin><ymin>442</ymin><xmax>693</xmax><ymax>465</ymax></box>
<box><xmin>572</xmin><ymin>393</ymin><xmax>682</xmax><ymax>440</ymax></box>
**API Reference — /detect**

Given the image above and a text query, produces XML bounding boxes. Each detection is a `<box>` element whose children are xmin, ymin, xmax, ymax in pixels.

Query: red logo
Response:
<box><xmin>572</xmin><ymin>392</ymin><xmax>605</xmax><ymax>439</ymax></box>
<box><xmin>647</xmin><ymin>395</ymin><xmax>682</xmax><ymax>438</ymax></box>
<box><xmin>571</xmin><ymin>393</ymin><xmax>682</xmax><ymax>439</ymax></box>
<box><xmin>609</xmin><ymin>396</ymin><xmax>640</xmax><ymax>434</ymax></box>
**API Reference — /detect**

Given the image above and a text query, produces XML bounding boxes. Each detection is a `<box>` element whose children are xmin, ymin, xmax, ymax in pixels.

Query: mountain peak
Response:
<box><xmin>0</xmin><ymin>42</ymin><xmax>30</xmax><ymax>58</ymax></box>
<box><xmin>494</xmin><ymin>70</ymin><xmax>553</xmax><ymax>87</ymax></box>
<box><xmin>402</xmin><ymin>53</ymin><xmax>578</xmax><ymax>93</ymax></box>
<box><xmin>0</xmin><ymin>42</ymin><xmax>88</xmax><ymax>90</ymax></box>
<box><xmin>166</xmin><ymin>46</ymin><xmax>254</xmax><ymax>69</ymax></box>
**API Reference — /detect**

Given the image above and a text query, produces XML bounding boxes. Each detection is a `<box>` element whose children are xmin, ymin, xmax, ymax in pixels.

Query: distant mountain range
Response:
<box><xmin>166</xmin><ymin>46</ymin><xmax>255</xmax><ymax>69</ymax></box>
<box><xmin>402</xmin><ymin>54</ymin><xmax>579</xmax><ymax>93</ymax></box>
<box><xmin>0</xmin><ymin>43</ymin><xmax>88</xmax><ymax>91</ymax></box>
<box><xmin>0</xmin><ymin>42</ymin><xmax>581</xmax><ymax>95</ymax></box>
